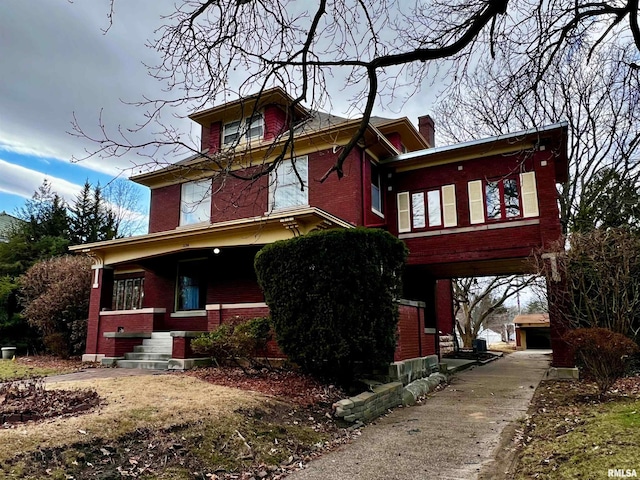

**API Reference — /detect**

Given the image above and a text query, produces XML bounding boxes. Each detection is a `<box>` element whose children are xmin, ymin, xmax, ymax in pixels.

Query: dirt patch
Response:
<box><xmin>0</xmin><ymin>377</ymin><xmax>100</xmax><ymax>425</ymax></box>
<box><xmin>183</xmin><ymin>367</ymin><xmax>346</xmax><ymax>407</ymax></box>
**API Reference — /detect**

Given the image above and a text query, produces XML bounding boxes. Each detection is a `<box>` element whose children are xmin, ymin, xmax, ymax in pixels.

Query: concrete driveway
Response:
<box><xmin>288</xmin><ymin>350</ymin><xmax>551</xmax><ymax>480</ymax></box>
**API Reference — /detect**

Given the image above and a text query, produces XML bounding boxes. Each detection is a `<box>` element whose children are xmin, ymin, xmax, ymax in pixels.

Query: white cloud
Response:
<box><xmin>0</xmin><ymin>158</ymin><xmax>83</xmax><ymax>204</ymax></box>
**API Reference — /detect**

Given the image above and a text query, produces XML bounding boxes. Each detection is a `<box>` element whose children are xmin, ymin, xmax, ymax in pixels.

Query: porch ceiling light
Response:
<box><xmin>213</xmin><ymin>248</ymin><xmax>221</xmax><ymax>255</ymax></box>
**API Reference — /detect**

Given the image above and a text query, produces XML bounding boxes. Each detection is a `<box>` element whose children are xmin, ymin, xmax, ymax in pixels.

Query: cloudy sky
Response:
<box><xmin>0</xmin><ymin>1</ymin><xmax>442</xmax><ymax>229</ymax></box>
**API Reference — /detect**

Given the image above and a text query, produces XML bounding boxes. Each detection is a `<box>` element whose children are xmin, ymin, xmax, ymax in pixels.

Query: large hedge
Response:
<box><xmin>254</xmin><ymin>228</ymin><xmax>407</xmax><ymax>383</ymax></box>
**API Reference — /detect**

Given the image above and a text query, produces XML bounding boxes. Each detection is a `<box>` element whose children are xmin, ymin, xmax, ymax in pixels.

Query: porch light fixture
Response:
<box><xmin>212</xmin><ymin>248</ymin><xmax>221</xmax><ymax>255</ymax></box>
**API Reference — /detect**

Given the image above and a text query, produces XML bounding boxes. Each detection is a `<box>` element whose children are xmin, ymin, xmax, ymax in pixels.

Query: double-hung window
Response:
<box><xmin>180</xmin><ymin>179</ymin><xmax>211</xmax><ymax>226</ymax></box>
<box><xmin>371</xmin><ymin>163</ymin><xmax>383</xmax><ymax>216</ymax></box>
<box><xmin>223</xmin><ymin>113</ymin><xmax>264</xmax><ymax>146</ymax></box>
<box><xmin>269</xmin><ymin>157</ymin><xmax>308</xmax><ymax>211</ymax></box>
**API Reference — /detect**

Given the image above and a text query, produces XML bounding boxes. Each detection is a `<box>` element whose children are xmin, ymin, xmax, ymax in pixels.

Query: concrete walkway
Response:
<box><xmin>44</xmin><ymin>367</ymin><xmax>165</xmax><ymax>384</ymax></box>
<box><xmin>288</xmin><ymin>350</ymin><xmax>551</xmax><ymax>480</ymax></box>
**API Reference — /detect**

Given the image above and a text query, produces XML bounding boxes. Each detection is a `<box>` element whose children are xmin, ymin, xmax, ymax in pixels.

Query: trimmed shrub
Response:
<box><xmin>565</xmin><ymin>327</ymin><xmax>639</xmax><ymax>396</ymax></box>
<box><xmin>254</xmin><ymin>228</ymin><xmax>407</xmax><ymax>384</ymax></box>
<box><xmin>191</xmin><ymin>316</ymin><xmax>272</xmax><ymax>369</ymax></box>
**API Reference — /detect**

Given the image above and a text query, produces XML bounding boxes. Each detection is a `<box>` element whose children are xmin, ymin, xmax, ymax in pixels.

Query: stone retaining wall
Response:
<box><xmin>333</xmin><ymin>382</ymin><xmax>403</xmax><ymax>423</ymax></box>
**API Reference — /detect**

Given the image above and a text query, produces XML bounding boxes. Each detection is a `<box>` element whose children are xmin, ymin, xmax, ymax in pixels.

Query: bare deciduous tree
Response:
<box><xmin>453</xmin><ymin>275</ymin><xmax>534</xmax><ymax>348</ymax></box>
<box><xmin>436</xmin><ymin>42</ymin><xmax>640</xmax><ymax>233</ymax></box>
<box><xmin>74</xmin><ymin>1</ymin><xmax>640</xmax><ymax>184</ymax></box>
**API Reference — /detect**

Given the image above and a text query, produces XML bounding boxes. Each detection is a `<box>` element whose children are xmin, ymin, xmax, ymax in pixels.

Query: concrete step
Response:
<box><xmin>116</xmin><ymin>359</ymin><xmax>169</xmax><ymax>370</ymax></box>
<box><xmin>124</xmin><ymin>352</ymin><xmax>171</xmax><ymax>361</ymax></box>
<box><xmin>150</xmin><ymin>332</ymin><xmax>172</xmax><ymax>339</ymax></box>
<box><xmin>133</xmin><ymin>345</ymin><xmax>173</xmax><ymax>354</ymax></box>
<box><xmin>142</xmin><ymin>339</ymin><xmax>173</xmax><ymax>348</ymax></box>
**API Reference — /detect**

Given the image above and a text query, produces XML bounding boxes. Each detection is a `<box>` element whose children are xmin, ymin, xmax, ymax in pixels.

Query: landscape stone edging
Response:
<box><xmin>333</xmin><ymin>372</ymin><xmax>449</xmax><ymax>423</ymax></box>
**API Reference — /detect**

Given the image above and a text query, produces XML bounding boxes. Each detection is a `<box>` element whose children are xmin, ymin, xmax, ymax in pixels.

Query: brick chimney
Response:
<box><xmin>418</xmin><ymin>115</ymin><xmax>435</xmax><ymax>147</ymax></box>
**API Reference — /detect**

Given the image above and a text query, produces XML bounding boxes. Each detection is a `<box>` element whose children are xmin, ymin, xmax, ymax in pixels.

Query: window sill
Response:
<box><xmin>176</xmin><ymin>221</ymin><xmax>210</xmax><ymax>230</ymax></box>
<box><xmin>171</xmin><ymin>310</ymin><xmax>207</xmax><ymax>318</ymax></box>
<box><xmin>265</xmin><ymin>204</ymin><xmax>311</xmax><ymax>215</ymax></box>
<box><xmin>371</xmin><ymin>207</ymin><xmax>385</xmax><ymax>219</ymax></box>
<box><xmin>100</xmin><ymin>308</ymin><xmax>166</xmax><ymax>316</ymax></box>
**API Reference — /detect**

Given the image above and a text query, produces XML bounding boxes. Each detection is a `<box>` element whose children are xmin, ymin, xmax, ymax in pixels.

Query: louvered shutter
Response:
<box><xmin>468</xmin><ymin>180</ymin><xmax>485</xmax><ymax>224</ymax></box>
<box><xmin>442</xmin><ymin>184</ymin><xmax>457</xmax><ymax>227</ymax></box>
<box><xmin>520</xmin><ymin>172</ymin><xmax>539</xmax><ymax>218</ymax></box>
<box><xmin>397</xmin><ymin>192</ymin><xmax>410</xmax><ymax>233</ymax></box>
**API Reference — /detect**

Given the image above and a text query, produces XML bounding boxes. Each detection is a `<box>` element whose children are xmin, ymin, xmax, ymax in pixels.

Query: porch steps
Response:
<box><xmin>116</xmin><ymin>332</ymin><xmax>173</xmax><ymax>370</ymax></box>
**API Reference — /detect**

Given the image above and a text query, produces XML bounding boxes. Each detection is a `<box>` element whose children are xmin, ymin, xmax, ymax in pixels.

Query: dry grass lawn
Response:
<box><xmin>0</xmin><ymin>375</ymin><xmax>264</xmax><ymax>464</ymax></box>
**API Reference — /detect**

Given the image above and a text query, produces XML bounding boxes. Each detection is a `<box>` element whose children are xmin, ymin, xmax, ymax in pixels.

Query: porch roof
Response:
<box><xmin>69</xmin><ymin>207</ymin><xmax>353</xmax><ymax>267</ymax></box>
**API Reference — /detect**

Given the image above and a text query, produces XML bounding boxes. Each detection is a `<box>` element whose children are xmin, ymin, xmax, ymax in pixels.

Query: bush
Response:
<box><xmin>19</xmin><ymin>255</ymin><xmax>92</xmax><ymax>357</ymax></box>
<box><xmin>565</xmin><ymin>327</ymin><xmax>639</xmax><ymax>396</ymax></box>
<box><xmin>254</xmin><ymin>228</ymin><xmax>407</xmax><ymax>384</ymax></box>
<box><xmin>191</xmin><ymin>316</ymin><xmax>272</xmax><ymax>369</ymax></box>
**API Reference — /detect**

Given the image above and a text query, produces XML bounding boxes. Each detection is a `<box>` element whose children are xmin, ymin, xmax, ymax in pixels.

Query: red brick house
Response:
<box><xmin>71</xmin><ymin>87</ymin><xmax>569</xmax><ymax>371</ymax></box>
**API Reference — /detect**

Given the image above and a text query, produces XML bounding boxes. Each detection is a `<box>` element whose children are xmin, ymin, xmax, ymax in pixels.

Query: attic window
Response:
<box><xmin>223</xmin><ymin>113</ymin><xmax>264</xmax><ymax>145</ymax></box>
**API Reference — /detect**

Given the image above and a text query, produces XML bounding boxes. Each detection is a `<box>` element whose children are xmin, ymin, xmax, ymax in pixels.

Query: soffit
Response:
<box><xmin>69</xmin><ymin>207</ymin><xmax>353</xmax><ymax>267</ymax></box>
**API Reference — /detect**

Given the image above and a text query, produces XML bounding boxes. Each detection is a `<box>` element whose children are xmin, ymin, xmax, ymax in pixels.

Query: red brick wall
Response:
<box><xmin>391</xmin><ymin>150</ymin><xmax>562</xmax><ymax>267</ymax></box>
<box><xmin>96</xmin><ymin>312</ymin><xmax>159</xmax><ymax>354</ymax></box>
<box><xmin>201</xmin><ymin>121</ymin><xmax>222</xmax><ymax>152</ymax></box>
<box><xmin>436</xmin><ymin>279</ymin><xmax>454</xmax><ymax>334</ymax></box>
<box><xmin>149</xmin><ymin>184</ymin><xmax>181</xmax><ymax>233</ymax></box>
<box><xmin>264</xmin><ymin>105</ymin><xmax>287</xmax><ymax>141</ymax></box>
<box><xmin>394</xmin><ymin>303</ymin><xmax>437</xmax><ymax>361</ymax></box>
<box><xmin>210</xmin><ymin>171</ymin><xmax>269</xmax><ymax>222</ymax></box>
<box><xmin>86</xmin><ymin>269</ymin><xmax>105</xmax><ymax>355</ymax></box>
<box><xmin>308</xmin><ymin>148</ymin><xmax>364</xmax><ymax>226</ymax></box>
<box><xmin>385</xmin><ymin>132</ymin><xmax>403</xmax><ymax>151</ymax></box>
<box><xmin>101</xmin><ymin>338</ymin><xmax>145</xmax><ymax>358</ymax></box>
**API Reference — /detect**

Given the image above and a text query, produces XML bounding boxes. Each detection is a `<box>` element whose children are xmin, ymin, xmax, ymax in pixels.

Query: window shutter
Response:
<box><xmin>468</xmin><ymin>180</ymin><xmax>484</xmax><ymax>224</ymax></box>
<box><xmin>520</xmin><ymin>172</ymin><xmax>539</xmax><ymax>217</ymax></box>
<box><xmin>441</xmin><ymin>184</ymin><xmax>457</xmax><ymax>227</ymax></box>
<box><xmin>397</xmin><ymin>192</ymin><xmax>410</xmax><ymax>233</ymax></box>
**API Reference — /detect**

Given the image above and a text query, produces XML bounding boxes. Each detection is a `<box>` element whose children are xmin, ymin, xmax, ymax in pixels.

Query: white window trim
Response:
<box><xmin>370</xmin><ymin>161</ymin><xmax>384</xmax><ymax>217</ymax></box>
<box><xmin>268</xmin><ymin>156</ymin><xmax>309</xmax><ymax>213</ymax></box>
<box><xmin>179</xmin><ymin>179</ymin><xmax>212</xmax><ymax>227</ymax></box>
<box><xmin>222</xmin><ymin>112</ymin><xmax>264</xmax><ymax>146</ymax></box>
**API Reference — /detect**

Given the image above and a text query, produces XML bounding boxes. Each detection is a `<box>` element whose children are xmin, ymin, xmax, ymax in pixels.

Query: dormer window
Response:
<box><xmin>223</xmin><ymin>112</ymin><xmax>264</xmax><ymax>145</ymax></box>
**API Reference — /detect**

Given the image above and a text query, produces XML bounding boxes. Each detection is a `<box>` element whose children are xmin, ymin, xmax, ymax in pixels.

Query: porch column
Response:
<box><xmin>435</xmin><ymin>279</ymin><xmax>454</xmax><ymax>335</ymax></box>
<box><xmin>84</xmin><ymin>259</ymin><xmax>113</xmax><ymax>362</ymax></box>
<box><xmin>543</xmin><ymin>252</ymin><xmax>574</xmax><ymax>368</ymax></box>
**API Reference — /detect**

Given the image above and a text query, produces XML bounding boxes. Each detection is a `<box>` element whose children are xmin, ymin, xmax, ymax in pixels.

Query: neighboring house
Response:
<box><xmin>476</xmin><ymin>328</ymin><xmax>503</xmax><ymax>346</ymax></box>
<box><xmin>0</xmin><ymin>211</ymin><xmax>23</xmax><ymax>242</ymax></box>
<box><xmin>514</xmin><ymin>314</ymin><xmax>551</xmax><ymax>350</ymax></box>
<box><xmin>71</xmin><ymin>87</ymin><xmax>569</xmax><ymax>370</ymax></box>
